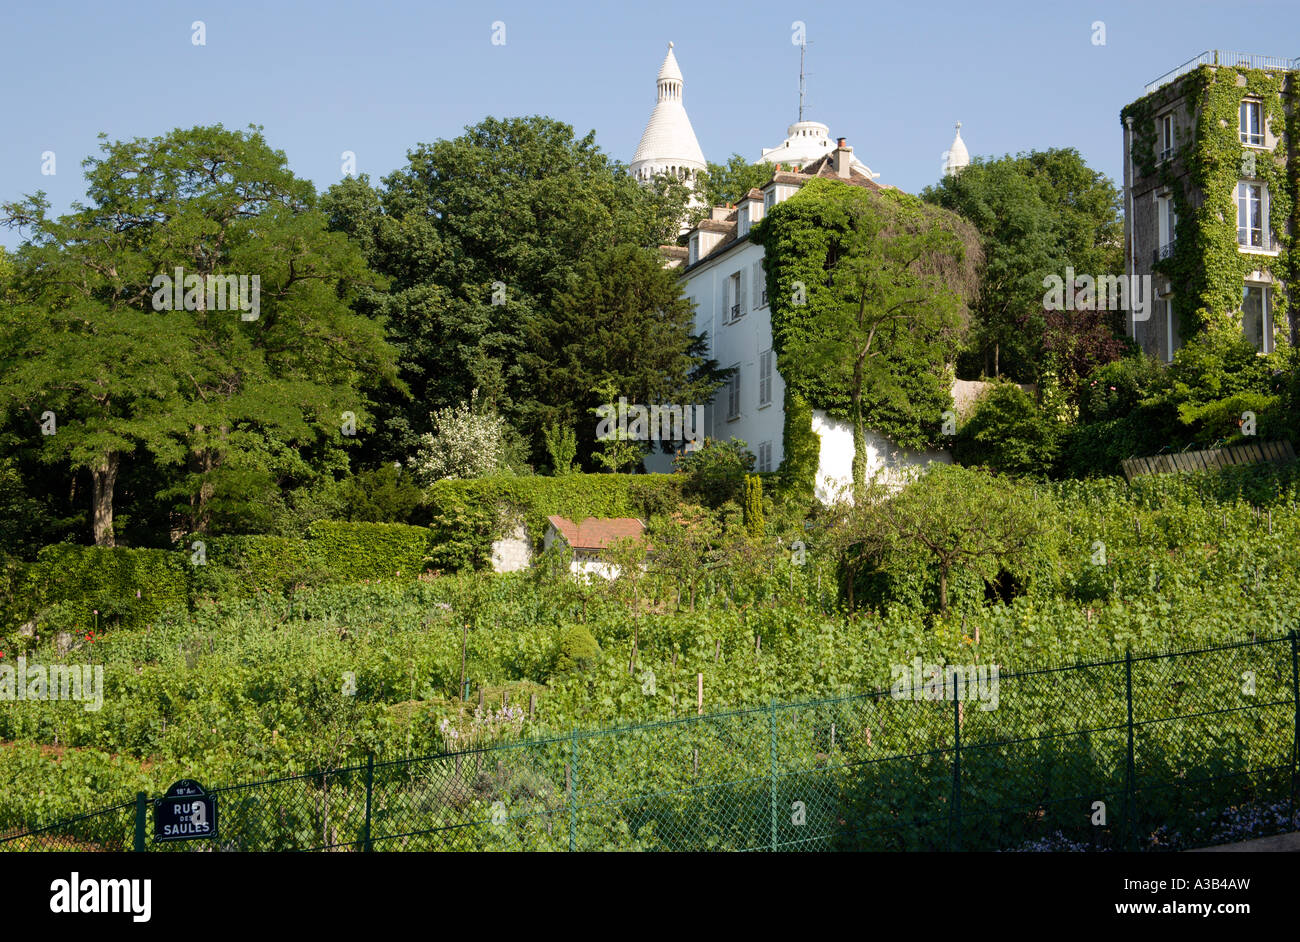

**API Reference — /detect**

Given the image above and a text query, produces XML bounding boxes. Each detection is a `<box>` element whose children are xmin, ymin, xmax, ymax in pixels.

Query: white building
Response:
<box><xmin>631</xmin><ymin>49</ymin><xmax>968</xmax><ymax>498</ymax></box>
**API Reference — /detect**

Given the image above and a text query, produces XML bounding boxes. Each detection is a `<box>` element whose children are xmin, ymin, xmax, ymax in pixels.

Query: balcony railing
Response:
<box><xmin>1153</xmin><ymin>240</ymin><xmax>1177</xmax><ymax>264</ymax></box>
<box><xmin>1145</xmin><ymin>51</ymin><xmax>1298</xmax><ymax>95</ymax></box>
<box><xmin>730</xmin><ymin>303</ymin><xmax>741</xmax><ymax>321</ymax></box>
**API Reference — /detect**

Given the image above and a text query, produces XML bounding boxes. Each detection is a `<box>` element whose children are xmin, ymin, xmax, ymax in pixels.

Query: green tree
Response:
<box><xmin>320</xmin><ymin>117</ymin><xmax>704</xmax><ymax>466</ymax></box>
<box><xmin>954</xmin><ymin>382</ymin><xmax>1062</xmax><ymax>476</ymax></box>
<box><xmin>922</xmin><ymin>149</ymin><xmax>1124</xmax><ymax>384</ymax></box>
<box><xmin>835</xmin><ymin>465</ymin><xmax>1044</xmax><ymax>614</ymax></box>
<box><xmin>700</xmin><ymin>155</ymin><xmax>773</xmax><ymax>209</ymax></box>
<box><xmin>753</xmin><ymin>179</ymin><xmax>980</xmax><ymax>496</ymax></box>
<box><xmin>0</xmin><ymin>126</ymin><xmax>399</xmax><ymax>544</ymax></box>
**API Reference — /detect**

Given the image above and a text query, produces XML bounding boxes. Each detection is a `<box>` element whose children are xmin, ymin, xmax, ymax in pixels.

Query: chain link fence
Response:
<box><xmin>4</xmin><ymin>634</ymin><xmax>1298</xmax><ymax>852</ymax></box>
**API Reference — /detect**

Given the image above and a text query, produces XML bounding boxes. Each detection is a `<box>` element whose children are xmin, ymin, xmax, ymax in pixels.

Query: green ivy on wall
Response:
<box><xmin>1122</xmin><ymin>65</ymin><xmax>1296</xmax><ymax>340</ymax></box>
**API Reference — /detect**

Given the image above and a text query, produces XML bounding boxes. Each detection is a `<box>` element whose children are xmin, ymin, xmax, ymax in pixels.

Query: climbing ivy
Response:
<box><xmin>1121</xmin><ymin>64</ymin><xmax>1296</xmax><ymax>341</ymax></box>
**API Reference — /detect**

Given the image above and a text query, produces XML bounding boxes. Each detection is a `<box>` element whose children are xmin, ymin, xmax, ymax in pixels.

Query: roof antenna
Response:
<box><xmin>798</xmin><ymin>37</ymin><xmax>807</xmax><ymax>122</ymax></box>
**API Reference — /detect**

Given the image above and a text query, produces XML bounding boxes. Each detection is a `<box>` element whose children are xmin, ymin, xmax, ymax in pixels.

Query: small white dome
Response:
<box><xmin>944</xmin><ymin>122</ymin><xmax>970</xmax><ymax>176</ymax></box>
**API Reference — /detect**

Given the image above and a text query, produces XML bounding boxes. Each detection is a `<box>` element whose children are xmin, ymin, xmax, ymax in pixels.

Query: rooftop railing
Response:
<box><xmin>1144</xmin><ymin>51</ymin><xmax>1299</xmax><ymax>96</ymax></box>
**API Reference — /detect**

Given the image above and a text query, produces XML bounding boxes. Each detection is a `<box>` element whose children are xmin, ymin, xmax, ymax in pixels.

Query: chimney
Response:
<box><xmin>833</xmin><ymin>139</ymin><xmax>853</xmax><ymax>179</ymax></box>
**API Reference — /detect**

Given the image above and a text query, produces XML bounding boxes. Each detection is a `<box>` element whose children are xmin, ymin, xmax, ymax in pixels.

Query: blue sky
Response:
<box><xmin>2</xmin><ymin>0</ymin><xmax>1296</xmax><ymax>250</ymax></box>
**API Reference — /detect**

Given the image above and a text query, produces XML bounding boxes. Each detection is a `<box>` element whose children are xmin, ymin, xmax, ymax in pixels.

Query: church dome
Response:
<box><xmin>944</xmin><ymin>122</ymin><xmax>970</xmax><ymax>176</ymax></box>
<box><xmin>759</xmin><ymin>120</ymin><xmax>877</xmax><ymax>176</ymax></box>
<box><xmin>631</xmin><ymin>43</ymin><xmax>707</xmax><ymax>183</ymax></box>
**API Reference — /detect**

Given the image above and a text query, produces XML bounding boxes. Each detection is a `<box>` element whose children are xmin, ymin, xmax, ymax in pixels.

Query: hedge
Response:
<box><xmin>17</xmin><ymin>544</ymin><xmax>191</xmax><ymax>630</ymax></box>
<box><xmin>425</xmin><ymin>474</ymin><xmax>684</xmax><ymax>571</ymax></box>
<box><xmin>305</xmin><ymin>520</ymin><xmax>433</xmax><ymax>582</ymax></box>
<box><xmin>189</xmin><ymin>534</ymin><xmax>325</xmax><ymax>598</ymax></box>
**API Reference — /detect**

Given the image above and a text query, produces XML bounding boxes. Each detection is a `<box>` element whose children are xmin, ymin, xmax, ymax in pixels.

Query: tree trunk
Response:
<box><xmin>851</xmin><ymin>373</ymin><xmax>867</xmax><ymax>501</ymax></box>
<box><xmin>938</xmin><ymin>564</ymin><xmax>949</xmax><ymax>615</ymax></box>
<box><xmin>91</xmin><ymin>454</ymin><xmax>119</xmax><ymax>547</ymax></box>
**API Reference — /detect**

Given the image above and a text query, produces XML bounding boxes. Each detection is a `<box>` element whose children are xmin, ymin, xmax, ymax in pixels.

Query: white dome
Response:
<box><xmin>759</xmin><ymin>120</ymin><xmax>876</xmax><ymax>175</ymax></box>
<box><xmin>630</xmin><ymin>42</ymin><xmax>706</xmax><ymax>182</ymax></box>
<box><xmin>944</xmin><ymin>122</ymin><xmax>970</xmax><ymax>176</ymax></box>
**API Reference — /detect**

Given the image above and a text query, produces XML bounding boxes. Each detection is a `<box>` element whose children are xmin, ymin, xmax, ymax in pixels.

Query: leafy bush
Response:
<box><xmin>412</xmin><ymin>392</ymin><xmax>512</xmax><ymax>483</ymax></box>
<box><xmin>550</xmin><ymin>625</ymin><xmax>602</xmax><ymax>679</ymax></box>
<box><xmin>676</xmin><ymin>438</ymin><xmax>754</xmax><ymax>508</ymax></box>
<box><xmin>954</xmin><ymin>383</ymin><xmax>1061</xmax><ymax>476</ymax></box>
<box><xmin>190</xmin><ymin>534</ymin><xmax>328</xmax><ymax>598</ymax></box>
<box><xmin>335</xmin><ymin>465</ymin><xmax>428</xmax><ymax>524</ymax></box>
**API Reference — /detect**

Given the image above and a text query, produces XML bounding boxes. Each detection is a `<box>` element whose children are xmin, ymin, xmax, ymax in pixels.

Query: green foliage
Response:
<box><xmin>305</xmin><ymin>520</ymin><xmax>432</xmax><ymax>582</ymax></box>
<box><xmin>320</xmin><ymin>116</ymin><xmax>703</xmax><ymax>468</ymax></box>
<box><xmin>18</xmin><ymin>544</ymin><xmax>191</xmax><ymax>630</ymax></box>
<box><xmin>190</xmin><ymin>534</ymin><xmax>328</xmax><ymax>599</ymax></box>
<box><xmin>743</xmin><ymin>474</ymin><xmax>766</xmax><ymax>538</ymax></box>
<box><xmin>954</xmin><ymin>383</ymin><xmax>1062</xmax><ymax>476</ymax></box>
<box><xmin>676</xmin><ymin>438</ymin><xmax>754</xmax><ymax>509</ymax></box>
<box><xmin>922</xmin><ymin>148</ymin><xmax>1124</xmax><ymax>383</ymax></box>
<box><xmin>699</xmin><ymin>154</ymin><xmax>773</xmax><ymax>209</ymax></box>
<box><xmin>542</xmin><ymin>423</ymin><xmax>577</xmax><ymax>475</ymax></box>
<box><xmin>776</xmin><ymin>386</ymin><xmax>819</xmax><ymax>506</ymax></box>
<box><xmin>335</xmin><ymin>465</ymin><xmax>428</xmax><ymax>523</ymax></box>
<box><xmin>550</xmin><ymin>625</ymin><xmax>601</xmax><ymax>679</ymax></box>
<box><xmin>0</xmin><ymin>124</ymin><xmax>400</xmax><ymax>545</ymax></box>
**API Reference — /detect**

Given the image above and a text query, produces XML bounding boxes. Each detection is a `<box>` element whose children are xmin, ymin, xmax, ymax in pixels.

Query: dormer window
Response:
<box><xmin>737</xmin><ymin>203</ymin><xmax>750</xmax><ymax>238</ymax></box>
<box><xmin>688</xmin><ymin>233</ymin><xmax>699</xmax><ymax>265</ymax></box>
<box><xmin>764</xmin><ymin>188</ymin><xmax>776</xmax><ymax>211</ymax></box>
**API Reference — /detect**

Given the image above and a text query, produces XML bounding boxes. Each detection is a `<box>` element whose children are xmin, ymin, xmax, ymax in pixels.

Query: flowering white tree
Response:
<box><xmin>412</xmin><ymin>391</ymin><xmax>510</xmax><ymax>483</ymax></box>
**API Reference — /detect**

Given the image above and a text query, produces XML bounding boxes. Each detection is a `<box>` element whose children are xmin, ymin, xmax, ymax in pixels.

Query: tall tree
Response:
<box><xmin>922</xmin><ymin>148</ymin><xmax>1124</xmax><ymax>385</ymax></box>
<box><xmin>321</xmin><ymin>116</ymin><xmax>707</xmax><ymax>467</ymax></box>
<box><xmin>700</xmin><ymin>155</ymin><xmax>773</xmax><ymax>209</ymax></box>
<box><xmin>0</xmin><ymin>125</ymin><xmax>399</xmax><ymax>544</ymax></box>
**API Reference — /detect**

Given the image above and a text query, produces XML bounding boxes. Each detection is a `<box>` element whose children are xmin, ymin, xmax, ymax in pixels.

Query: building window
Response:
<box><xmin>758</xmin><ymin>348</ymin><xmax>773</xmax><ymax>407</ymax></box>
<box><xmin>1159</xmin><ymin>113</ymin><xmax>1174</xmax><ymax>161</ymax></box>
<box><xmin>728</xmin><ymin>271</ymin><xmax>744</xmax><ymax>321</ymax></box>
<box><xmin>1237</xmin><ymin>182</ymin><xmax>1265</xmax><ymax>248</ymax></box>
<box><xmin>726</xmin><ymin>366</ymin><xmax>741</xmax><ymax>420</ymax></box>
<box><xmin>1242</xmin><ymin>284</ymin><xmax>1272</xmax><ymax>353</ymax></box>
<box><xmin>764</xmin><ymin>188</ymin><xmax>776</xmax><ymax>211</ymax></box>
<box><xmin>737</xmin><ymin>204</ymin><xmax>750</xmax><ymax>238</ymax></box>
<box><xmin>1164</xmin><ymin>299</ymin><xmax>1185</xmax><ymax>362</ymax></box>
<box><xmin>1240</xmin><ymin>99</ymin><xmax>1264</xmax><ymax>146</ymax></box>
<box><xmin>688</xmin><ymin>234</ymin><xmax>699</xmax><ymax>266</ymax></box>
<box><xmin>757</xmin><ymin>441</ymin><xmax>773</xmax><ymax>473</ymax></box>
<box><xmin>1156</xmin><ymin>195</ymin><xmax>1177</xmax><ymax>260</ymax></box>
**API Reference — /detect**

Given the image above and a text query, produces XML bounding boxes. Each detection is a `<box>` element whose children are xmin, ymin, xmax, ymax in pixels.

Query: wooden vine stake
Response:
<box><xmin>697</xmin><ymin>673</ymin><xmax>704</xmax><ymax>715</ymax></box>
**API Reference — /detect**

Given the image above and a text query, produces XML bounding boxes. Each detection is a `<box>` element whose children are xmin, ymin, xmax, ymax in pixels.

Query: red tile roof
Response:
<box><xmin>546</xmin><ymin>515</ymin><xmax>646</xmax><ymax>552</ymax></box>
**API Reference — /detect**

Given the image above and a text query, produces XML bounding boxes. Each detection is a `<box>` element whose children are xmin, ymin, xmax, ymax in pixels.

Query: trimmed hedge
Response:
<box><xmin>189</xmin><ymin>534</ymin><xmax>326</xmax><ymax>598</ymax></box>
<box><xmin>425</xmin><ymin>474</ymin><xmax>683</xmax><ymax>572</ymax></box>
<box><xmin>306</xmin><ymin>520</ymin><xmax>433</xmax><ymax>582</ymax></box>
<box><xmin>18</xmin><ymin>544</ymin><xmax>190</xmax><ymax>630</ymax></box>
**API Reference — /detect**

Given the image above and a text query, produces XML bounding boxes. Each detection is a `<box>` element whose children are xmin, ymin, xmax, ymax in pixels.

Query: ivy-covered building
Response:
<box><xmin>1121</xmin><ymin>51</ymin><xmax>1298</xmax><ymax>362</ymax></box>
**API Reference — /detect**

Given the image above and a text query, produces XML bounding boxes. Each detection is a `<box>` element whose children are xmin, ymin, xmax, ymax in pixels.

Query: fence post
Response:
<box><xmin>133</xmin><ymin>792</ymin><xmax>147</xmax><ymax>852</ymax></box>
<box><xmin>769</xmin><ymin>700</ymin><xmax>778</xmax><ymax>852</ymax></box>
<box><xmin>1124</xmin><ymin>649</ymin><xmax>1136</xmax><ymax>851</ymax></box>
<box><xmin>568</xmin><ymin>727</ymin><xmax>578</xmax><ymax>852</ymax></box>
<box><xmin>1290</xmin><ymin>630</ymin><xmax>1299</xmax><ymax>830</ymax></box>
<box><xmin>362</xmin><ymin>753</ymin><xmax>374</xmax><ymax>852</ymax></box>
<box><xmin>951</xmin><ymin>688</ymin><xmax>961</xmax><ymax>851</ymax></box>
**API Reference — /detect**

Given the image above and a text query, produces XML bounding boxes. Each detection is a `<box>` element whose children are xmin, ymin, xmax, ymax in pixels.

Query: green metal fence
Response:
<box><xmin>3</xmin><ymin>633</ymin><xmax>1298</xmax><ymax>852</ymax></box>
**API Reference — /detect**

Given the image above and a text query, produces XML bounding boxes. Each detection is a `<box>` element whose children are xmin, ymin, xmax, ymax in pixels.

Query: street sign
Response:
<box><xmin>153</xmin><ymin>779</ymin><xmax>218</xmax><ymax>843</ymax></box>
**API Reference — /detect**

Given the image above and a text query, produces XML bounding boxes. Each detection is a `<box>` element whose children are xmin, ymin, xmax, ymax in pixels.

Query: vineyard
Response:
<box><xmin>2</xmin><ymin>466</ymin><xmax>1300</xmax><ymax>843</ymax></box>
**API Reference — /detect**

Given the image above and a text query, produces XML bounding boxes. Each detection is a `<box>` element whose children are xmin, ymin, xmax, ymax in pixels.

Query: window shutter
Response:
<box><xmin>720</xmin><ymin>276</ymin><xmax>729</xmax><ymax>323</ymax></box>
<box><xmin>738</xmin><ymin>270</ymin><xmax>747</xmax><ymax>316</ymax></box>
<box><xmin>753</xmin><ymin>262</ymin><xmax>763</xmax><ymax>307</ymax></box>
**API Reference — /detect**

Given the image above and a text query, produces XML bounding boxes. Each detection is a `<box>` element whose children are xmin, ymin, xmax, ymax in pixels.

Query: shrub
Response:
<box><xmin>190</xmin><ymin>534</ymin><xmax>328</xmax><ymax>598</ymax></box>
<box><xmin>412</xmin><ymin>392</ymin><xmax>512</xmax><ymax>483</ymax></box>
<box><xmin>305</xmin><ymin>520</ymin><xmax>432</xmax><ymax>582</ymax></box>
<box><xmin>743</xmin><ymin>474</ymin><xmax>765</xmax><ymax>538</ymax></box>
<box><xmin>335</xmin><ymin>465</ymin><xmax>428</xmax><ymax>524</ymax></box>
<box><xmin>954</xmin><ymin>383</ymin><xmax>1062</xmax><ymax>476</ymax></box>
<box><xmin>676</xmin><ymin>438</ymin><xmax>754</xmax><ymax>508</ymax></box>
<box><xmin>550</xmin><ymin>625</ymin><xmax>602</xmax><ymax>679</ymax></box>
